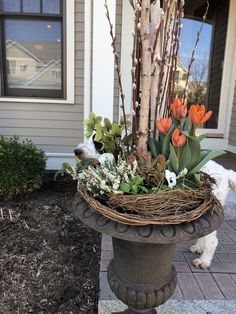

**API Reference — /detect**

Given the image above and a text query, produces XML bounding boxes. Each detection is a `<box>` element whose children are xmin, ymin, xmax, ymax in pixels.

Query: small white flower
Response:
<box><xmin>165</xmin><ymin>170</ymin><xmax>177</xmax><ymax>188</ymax></box>
<box><xmin>98</xmin><ymin>153</ymin><xmax>115</xmax><ymax>165</ymax></box>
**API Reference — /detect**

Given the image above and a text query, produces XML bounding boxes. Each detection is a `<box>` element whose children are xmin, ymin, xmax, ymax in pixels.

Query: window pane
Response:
<box><xmin>4</xmin><ymin>19</ymin><xmax>62</xmax><ymax>91</ymax></box>
<box><xmin>174</xmin><ymin>0</ymin><xmax>229</xmax><ymax>129</ymax></box>
<box><xmin>2</xmin><ymin>0</ymin><xmax>20</xmax><ymax>12</ymax></box>
<box><xmin>42</xmin><ymin>0</ymin><xmax>60</xmax><ymax>14</ymax></box>
<box><xmin>23</xmin><ymin>0</ymin><xmax>40</xmax><ymax>13</ymax></box>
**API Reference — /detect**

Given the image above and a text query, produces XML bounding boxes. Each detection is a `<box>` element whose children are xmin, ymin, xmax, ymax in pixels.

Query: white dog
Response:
<box><xmin>74</xmin><ymin>141</ymin><xmax>236</xmax><ymax>269</ymax></box>
<box><xmin>190</xmin><ymin>160</ymin><xmax>236</xmax><ymax>269</ymax></box>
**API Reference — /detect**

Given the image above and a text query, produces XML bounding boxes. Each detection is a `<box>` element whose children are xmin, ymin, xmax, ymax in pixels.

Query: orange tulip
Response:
<box><xmin>172</xmin><ymin>128</ymin><xmax>186</xmax><ymax>147</ymax></box>
<box><xmin>156</xmin><ymin>117</ymin><xmax>172</xmax><ymax>135</ymax></box>
<box><xmin>171</xmin><ymin>98</ymin><xmax>187</xmax><ymax>120</ymax></box>
<box><xmin>189</xmin><ymin>104</ymin><xmax>212</xmax><ymax>125</ymax></box>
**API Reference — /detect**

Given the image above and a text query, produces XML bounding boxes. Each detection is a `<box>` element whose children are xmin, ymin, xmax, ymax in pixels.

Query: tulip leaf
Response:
<box><xmin>182</xmin><ymin>118</ymin><xmax>192</xmax><ymax>133</ymax></box>
<box><xmin>201</xmin><ymin>149</ymin><xmax>210</xmax><ymax>159</ymax></box>
<box><xmin>168</xmin><ymin>144</ymin><xmax>179</xmax><ymax>173</ymax></box>
<box><xmin>148</xmin><ymin>138</ymin><xmax>161</xmax><ymax>158</ymax></box>
<box><xmin>192</xmin><ymin>173</ymin><xmax>203</xmax><ymax>187</ymax></box>
<box><xmin>162</xmin><ymin>125</ymin><xmax>175</xmax><ymax>159</ymax></box>
<box><xmin>187</xmin><ymin>137</ymin><xmax>201</xmax><ymax>170</ymax></box>
<box><xmin>179</xmin><ymin>142</ymin><xmax>191</xmax><ymax>172</ymax></box>
<box><xmin>188</xmin><ymin>150</ymin><xmax>226</xmax><ymax>176</ymax></box>
<box><xmin>197</xmin><ymin>134</ymin><xmax>207</xmax><ymax>142</ymax></box>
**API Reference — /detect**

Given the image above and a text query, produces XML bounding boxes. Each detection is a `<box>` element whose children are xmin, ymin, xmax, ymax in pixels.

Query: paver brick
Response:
<box><xmin>223</xmin><ymin>244</ymin><xmax>236</xmax><ymax>253</ymax></box>
<box><xmin>212</xmin><ymin>274</ymin><xmax>236</xmax><ymax>300</ymax></box>
<box><xmin>171</xmin><ymin>284</ymin><xmax>183</xmax><ymax>300</ymax></box>
<box><xmin>100</xmin><ymin>260</ymin><xmax>110</xmax><ymax>272</ymax></box>
<box><xmin>174</xmin><ymin>261</ymin><xmax>191</xmax><ymax>273</ymax></box>
<box><xmin>101</xmin><ymin>250</ymin><xmax>113</xmax><ymax>261</ymax></box>
<box><xmin>226</xmin><ymin>220</ymin><xmax>236</xmax><ymax>231</ymax></box>
<box><xmin>177</xmin><ymin>273</ymin><xmax>204</xmax><ymax>300</ymax></box>
<box><xmin>230</xmin><ymin>274</ymin><xmax>236</xmax><ymax>284</ymax></box>
<box><xmin>174</xmin><ymin>251</ymin><xmax>185</xmax><ymax>262</ymax></box>
<box><xmin>194</xmin><ymin>273</ymin><xmax>224</xmax><ymax>300</ymax></box>
<box><xmin>217</xmin><ymin>231</ymin><xmax>234</xmax><ymax>244</ymax></box>
<box><xmin>215</xmin><ymin>253</ymin><xmax>236</xmax><ymax>263</ymax></box>
<box><xmin>209</xmin><ymin>262</ymin><xmax>236</xmax><ymax>274</ymax></box>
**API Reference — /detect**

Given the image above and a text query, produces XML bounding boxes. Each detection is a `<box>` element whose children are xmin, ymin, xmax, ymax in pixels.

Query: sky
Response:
<box><xmin>5</xmin><ymin>19</ymin><xmax>61</xmax><ymax>43</ymax></box>
<box><xmin>179</xmin><ymin>18</ymin><xmax>213</xmax><ymax>80</ymax></box>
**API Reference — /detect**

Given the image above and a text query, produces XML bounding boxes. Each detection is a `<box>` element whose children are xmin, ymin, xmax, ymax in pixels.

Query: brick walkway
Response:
<box><xmin>99</xmin><ymin>219</ymin><xmax>236</xmax><ymax>302</ymax></box>
<box><xmin>99</xmin><ymin>154</ymin><xmax>236</xmax><ymax>312</ymax></box>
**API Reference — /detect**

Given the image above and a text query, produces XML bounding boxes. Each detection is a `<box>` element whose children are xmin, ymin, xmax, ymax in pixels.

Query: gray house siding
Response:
<box><xmin>228</xmin><ymin>82</ymin><xmax>236</xmax><ymax>147</ymax></box>
<box><xmin>113</xmin><ymin>0</ymin><xmax>123</xmax><ymax>123</ymax></box>
<box><xmin>0</xmin><ymin>0</ymin><xmax>84</xmax><ymax>154</ymax></box>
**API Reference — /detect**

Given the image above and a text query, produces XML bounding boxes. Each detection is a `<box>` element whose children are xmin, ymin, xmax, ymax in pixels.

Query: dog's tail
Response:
<box><xmin>228</xmin><ymin>170</ymin><xmax>236</xmax><ymax>193</ymax></box>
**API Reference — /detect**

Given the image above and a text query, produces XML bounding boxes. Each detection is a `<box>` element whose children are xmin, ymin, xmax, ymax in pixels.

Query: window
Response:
<box><xmin>0</xmin><ymin>0</ymin><xmax>64</xmax><ymax>98</ymax></box>
<box><xmin>175</xmin><ymin>0</ymin><xmax>229</xmax><ymax>128</ymax></box>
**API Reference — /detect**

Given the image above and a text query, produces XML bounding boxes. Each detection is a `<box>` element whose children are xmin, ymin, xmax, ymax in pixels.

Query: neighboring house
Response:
<box><xmin>173</xmin><ymin>59</ymin><xmax>188</xmax><ymax>98</ymax></box>
<box><xmin>0</xmin><ymin>0</ymin><xmax>236</xmax><ymax>170</ymax></box>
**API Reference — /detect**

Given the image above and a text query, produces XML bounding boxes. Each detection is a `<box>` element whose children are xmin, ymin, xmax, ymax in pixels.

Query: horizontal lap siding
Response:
<box><xmin>229</xmin><ymin>82</ymin><xmax>236</xmax><ymax>146</ymax></box>
<box><xmin>0</xmin><ymin>0</ymin><xmax>84</xmax><ymax>154</ymax></box>
<box><xmin>113</xmin><ymin>0</ymin><xmax>122</xmax><ymax>123</ymax></box>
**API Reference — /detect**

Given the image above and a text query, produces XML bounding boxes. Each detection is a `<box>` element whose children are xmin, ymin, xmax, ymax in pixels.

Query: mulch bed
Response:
<box><xmin>0</xmin><ymin>174</ymin><xmax>101</xmax><ymax>314</ymax></box>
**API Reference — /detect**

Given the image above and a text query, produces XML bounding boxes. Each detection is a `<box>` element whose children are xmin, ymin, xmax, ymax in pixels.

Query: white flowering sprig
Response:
<box><xmin>80</xmin><ymin>156</ymin><xmax>138</xmax><ymax>198</ymax></box>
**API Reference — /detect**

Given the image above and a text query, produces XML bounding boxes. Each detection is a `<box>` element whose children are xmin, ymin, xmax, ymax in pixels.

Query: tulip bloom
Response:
<box><xmin>189</xmin><ymin>104</ymin><xmax>212</xmax><ymax>125</ymax></box>
<box><xmin>172</xmin><ymin>128</ymin><xmax>186</xmax><ymax>147</ymax></box>
<box><xmin>156</xmin><ymin>117</ymin><xmax>172</xmax><ymax>135</ymax></box>
<box><xmin>171</xmin><ymin>98</ymin><xmax>187</xmax><ymax>120</ymax></box>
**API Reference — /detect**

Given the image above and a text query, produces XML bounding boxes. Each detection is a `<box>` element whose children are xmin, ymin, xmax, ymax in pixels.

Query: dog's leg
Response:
<box><xmin>192</xmin><ymin>231</ymin><xmax>218</xmax><ymax>269</ymax></box>
<box><xmin>190</xmin><ymin>237</ymin><xmax>205</xmax><ymax>254</ymax></box>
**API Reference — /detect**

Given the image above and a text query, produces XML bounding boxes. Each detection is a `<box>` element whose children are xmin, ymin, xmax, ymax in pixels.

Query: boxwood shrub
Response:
<box><xmin>0</xmin><ymin>136</ymin><xmax>47</xmax><ymax>199</ymax></box>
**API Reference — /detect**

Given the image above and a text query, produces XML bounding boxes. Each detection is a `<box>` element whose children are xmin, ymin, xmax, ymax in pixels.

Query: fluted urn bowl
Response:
<box><xmin>73</xmin><ymin>193</ymin><xmax>224</xmax><ymax>314</ymax></box>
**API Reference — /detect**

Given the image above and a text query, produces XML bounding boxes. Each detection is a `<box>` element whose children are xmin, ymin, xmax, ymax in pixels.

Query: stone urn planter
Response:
<box><xmin>73</xmin><ymin>193</ymin><xmax>224</xmax><ymax>314</ymax></box>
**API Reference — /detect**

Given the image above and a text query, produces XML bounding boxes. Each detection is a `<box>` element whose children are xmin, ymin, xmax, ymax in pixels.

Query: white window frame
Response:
<box><xmin>0</xmin><ymin>1</ymin><xmax>74</xmax><ymax>104</ymax></box>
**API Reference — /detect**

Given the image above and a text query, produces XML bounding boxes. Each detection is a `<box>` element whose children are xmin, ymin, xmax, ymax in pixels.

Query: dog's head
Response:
<box><xmin>74</xmin><ymin>138</ymin><xmax>103</xmax><ymax>160</ymax></box>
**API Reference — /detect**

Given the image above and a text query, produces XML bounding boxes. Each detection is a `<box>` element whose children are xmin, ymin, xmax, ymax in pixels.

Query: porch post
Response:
<box><xmin>92</xmin><ymin>0</ymin><xmax>116</xmax><ymax>121</ymax></box>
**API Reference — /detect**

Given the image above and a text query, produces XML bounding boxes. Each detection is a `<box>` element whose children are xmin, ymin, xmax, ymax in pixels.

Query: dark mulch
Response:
<box><xmin>0</xmin><ymin>174</ymin><xmax>101</xmax><ymax>314</ymax></box>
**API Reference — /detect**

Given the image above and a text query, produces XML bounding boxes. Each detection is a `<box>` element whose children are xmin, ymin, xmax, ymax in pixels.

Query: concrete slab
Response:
<box><xmin>99</xmin><ymin>300</ymin><xmax>236</xmax><ymax>314</ymax></box>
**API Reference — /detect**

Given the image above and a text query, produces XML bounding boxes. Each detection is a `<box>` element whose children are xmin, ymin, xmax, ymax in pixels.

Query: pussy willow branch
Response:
<box><xmin>161</xmin><ymin>5</ymin><xmax>176</xmax><ymax>117</ymax></box>
<box><xmin>131</xmin><ymin>3</ymin><xmax>142</xmax><ymax>147</ymax></box>
<box><xmin>153</xmin><ymin>0</ymin><xmax>170</xmax><ymax>137</ymax></box>
<box><xmin>104</xmin><ymin>0</ymin><xmax>129</xmax><ymax>151</ymax></box>
<box><xmin>165</xmin><ymin>0</ymin><xmax>184</xmax><ymax>116</ymax></box>
<box><xmin>182</xmin><ymin>0</ymin><xmax>209</xmax><ymax>103</ymax></box>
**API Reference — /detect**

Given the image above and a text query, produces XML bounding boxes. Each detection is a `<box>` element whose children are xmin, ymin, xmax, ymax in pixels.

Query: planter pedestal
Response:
<box><xmin>73</xmin><ymin>194</ymin><xmax>224</xmax><ymax>313</ymax></box>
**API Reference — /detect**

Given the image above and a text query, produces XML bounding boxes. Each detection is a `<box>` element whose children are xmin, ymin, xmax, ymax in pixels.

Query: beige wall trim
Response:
<box><xmin>46</xmin><ymin>153</ymin><xmax>75</xmax><ymax>170</ymax></box>
<box><xmin>92</xmin><ymin>0</ymin><xmax>116</xmax><ymax>121</ymax></box>
<box><xmin>227</xmin><ymin>144</ymin><xmax>236</xmax><ymax>154</ymax></box>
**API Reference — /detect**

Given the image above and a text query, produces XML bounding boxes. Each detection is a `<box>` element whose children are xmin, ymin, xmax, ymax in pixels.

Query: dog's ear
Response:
<box><xmin>92</xmin><ymin>135</ymin><xmax>104</xmax><ymax>154</ymax></box>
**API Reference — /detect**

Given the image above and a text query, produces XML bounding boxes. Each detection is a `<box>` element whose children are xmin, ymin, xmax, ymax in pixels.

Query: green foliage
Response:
<box><xmin>151</xmin><ymin>112</ymin><xmax>225</xmax><ymax>187</ymax></box>
<box><xmin>120</xmin><ymin>175</ymin><xmax>144</xmax><ymax>194</ymax></box>
<box><xmin>84</xmin><ymin>112</ymin><xmax>122</xmax><ymax>156</ymax></box>
<box><xmin>0</xmin><ymin>136</ymin><xmax>46</xmax><ymax>199</ymax></box>
<box><xmin>135</xmin><ymin>151</ymin><xmax>167</xmax><ymax>189</ymax></box>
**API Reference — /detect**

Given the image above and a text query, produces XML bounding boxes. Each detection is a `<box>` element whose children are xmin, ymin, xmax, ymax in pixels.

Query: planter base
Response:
<box><xmin>112</xmin><ymin>308</ymin><xmax>157</xmax><ymax>314</ymax></box>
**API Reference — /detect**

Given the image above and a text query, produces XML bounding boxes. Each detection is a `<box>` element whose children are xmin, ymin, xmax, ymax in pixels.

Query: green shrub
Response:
<box><xmin>0</xmin><ymin>136</ymin><xmax>47</xmax><ymax>198</ymax></box>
